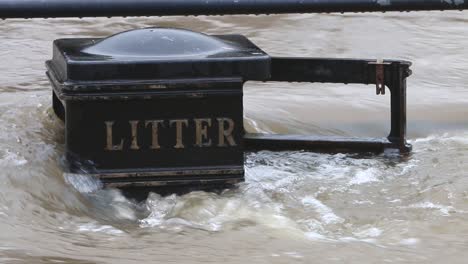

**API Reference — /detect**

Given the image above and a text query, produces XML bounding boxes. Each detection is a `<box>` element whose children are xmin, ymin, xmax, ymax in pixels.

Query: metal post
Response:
<box><xmin>388</xmin><ymin>61</ymin><xmax>411</xmax><ymax>153</ymax></box>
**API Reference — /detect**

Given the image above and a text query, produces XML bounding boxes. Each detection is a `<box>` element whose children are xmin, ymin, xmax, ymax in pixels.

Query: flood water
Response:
<box><xmin>1</xmin><ymin>12</ymin><xmax>468</xmax><ymax>263</ymax></box>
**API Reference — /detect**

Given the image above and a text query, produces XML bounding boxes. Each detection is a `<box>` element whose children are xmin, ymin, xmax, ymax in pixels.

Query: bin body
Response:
<box><xmin>46</xmin><ymin>28</ymin><xmax>270</xmax><ymax>188</ymax></box>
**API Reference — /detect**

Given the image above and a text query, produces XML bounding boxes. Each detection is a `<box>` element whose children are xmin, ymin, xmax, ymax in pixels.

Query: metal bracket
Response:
<box><xmin>244</xmin><ymin>57</ymin><xmax>412</xmax><ymax>154</ymax></box>
<box><xmin>369</xmin><ymin>59</ymin><xmax>391</xmax><ymax>95</ymax></box>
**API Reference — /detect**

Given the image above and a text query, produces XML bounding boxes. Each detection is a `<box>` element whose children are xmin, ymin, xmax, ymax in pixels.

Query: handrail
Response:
<box><xmin>0</xmin><ymin>0</ymin><xmax>466</xmax><ymax>19</ymax></box>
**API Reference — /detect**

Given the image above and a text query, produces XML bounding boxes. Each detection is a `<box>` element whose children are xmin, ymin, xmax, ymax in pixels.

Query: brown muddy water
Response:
<box><xmin>1</xmin><ymin>12</ymin><xmax>468</xmax><ymax>264</ymax></box>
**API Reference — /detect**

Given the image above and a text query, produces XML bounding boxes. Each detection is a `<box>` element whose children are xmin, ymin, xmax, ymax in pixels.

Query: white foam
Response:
<box><xmin>339</xmin><ymin>236</ymin><xmax>378</xmax><ymax>244</ymax></box>
<box><xmin>445</xmin><ymin>135</ymin><xmax>468</xmax><ymax>144</ymax></box>
<box><xmin>305</xmin><ymin>231</ymin><xmax>327</xmax><ymax>240</ymax></box>
<box><xmin>302</xmin><ymin>196</ymin><xmax>344</xmax><ymax>225</ymax></box>
<box><xmin>141</xmin><ymin>192</ymin><xmax>309</xmax><ymax>239</ymax></box>
<box><xmin>348</xmin><ymin>168</ymin><xmax>380</xmax><ymax>185</ymax></box>
<box><xmin>113</xmin><ymin>204</ymin><xmax>137</xmax><ymax>221</ymax></box>
<box><xmin>398</xmin><ymin>161</ymin><xmax>418</xmax><ymax>176</ymax></box>
<box><xmin>0</xmin><ymin>149</ymin><xmax>27</xmax><ymax>166</ymax></box>
<box><xmin>408</xmin><ymin>202</ymin><xmax>454</xmax><ymax>216</ymax></box>
<box><xmin>353</xmin><ymin>227</ymin><xmax>383</xmax><ymax>238</ymax></box>
<box><xmin>317</xmin><ymin>163</ymin><xmax>350</xmax><ymax>181</ymax></box>
<box><xmin>413</xmin><ymin>133</ymin><xmax>468</xmax><ymax>145</ymax></box>
<box><xmin>77</xmin><ymin>223</ymin><xmax>124</xmax><ymax>235</ymax></box>
<box><xmin>399</xmin><ymin>238</ymin><xmax>420</xmax><ymax>246</ymax></box>
<box><xmin>283</xmin><ymin>251</ymin><xmax>304</xmax><ymax>259</ymax></box>
<box><xmin>64</xmin><ymin>173</ymin><xmax>103</xmax><ymax>193</ymax></box>
<box><xmin>411</xmin><ymin>134</ymin><xmax>441</xmax><ymax>144</ymax></box>
<box><xmin>353</xmin><ymin>200</ymin><xmax>374</xmax><ymax>205</ymax></box>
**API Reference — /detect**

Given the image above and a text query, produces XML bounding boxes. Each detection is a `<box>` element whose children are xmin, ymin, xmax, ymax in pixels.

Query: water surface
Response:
<box><xmin>0</xmin><ymin>12</ymin><xmax>468</xmax><ymax>263</ymax></box>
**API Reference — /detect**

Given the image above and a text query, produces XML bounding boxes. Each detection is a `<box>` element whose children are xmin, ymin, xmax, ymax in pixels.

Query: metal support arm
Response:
<box><xmin>244</xmin><ymin>57</ymin><xmax>412</xmax><ymax>154</ymax></box>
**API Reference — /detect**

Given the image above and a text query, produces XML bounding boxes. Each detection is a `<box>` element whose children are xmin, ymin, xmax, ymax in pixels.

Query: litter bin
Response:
<box><xmin>47</xmin><ymin>27</ymin><xmax>270</xmax><ymax>191</ymax></box>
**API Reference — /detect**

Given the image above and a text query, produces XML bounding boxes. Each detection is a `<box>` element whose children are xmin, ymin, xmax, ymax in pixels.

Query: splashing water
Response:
<box><xmin>1</xmin><ymin>12</ymin><xmax>468</xmax><ymax>263</ymax></box>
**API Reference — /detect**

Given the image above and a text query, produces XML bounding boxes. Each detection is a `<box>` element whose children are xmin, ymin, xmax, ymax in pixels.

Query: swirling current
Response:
<box><xmin>0</xmin><ymin>12</ymin><xmax>468</xmax><ymax>263</ymax></box>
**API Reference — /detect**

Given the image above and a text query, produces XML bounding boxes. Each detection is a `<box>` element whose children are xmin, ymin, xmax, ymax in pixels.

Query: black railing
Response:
<box><xmin>0</xmin><ymin>0</ymin><xmax>467</xmax><ymax>19</ymax></box>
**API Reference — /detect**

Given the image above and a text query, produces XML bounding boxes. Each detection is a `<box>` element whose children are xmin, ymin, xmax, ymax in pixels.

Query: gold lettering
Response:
<box><xmin>145</xmin><ymin>120</ymin><xmax>165</xmax><ymax>149</ymax></box>
<box><xmin>170</xmin><ymin>119</ymin><xmax>188</xmax><ymax>149</ymax></box>
<box><xmin>129</xmin><ymin>120</ymin><xmax>140</xmax><ymax>150</ymax></box>
<box><xmin>217</xmin><ymin>118</ymin><xmax>236</xmax><ymax>147</ymax></box>
<box><xmin>194</xmin><ymin>118</ymin><xmax>212</xmax><ymax>147</ymax></box>
<box><xmin>104</xmin><ymin>121</ymin><xmax>124</xmax><ymax>151</ymax></box>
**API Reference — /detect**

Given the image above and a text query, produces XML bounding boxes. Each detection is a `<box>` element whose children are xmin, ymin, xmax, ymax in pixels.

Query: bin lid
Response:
<box><xmin>47</xmin><ymin>27</ymin><xmax>271</xmax><ymax>85</ymax></box>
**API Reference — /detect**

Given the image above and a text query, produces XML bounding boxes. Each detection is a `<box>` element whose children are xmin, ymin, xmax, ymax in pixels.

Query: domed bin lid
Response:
<box><xmin>46</xmin><ymin>27</ymin><xmax>271</xmax><ymax>88</ymax></box>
